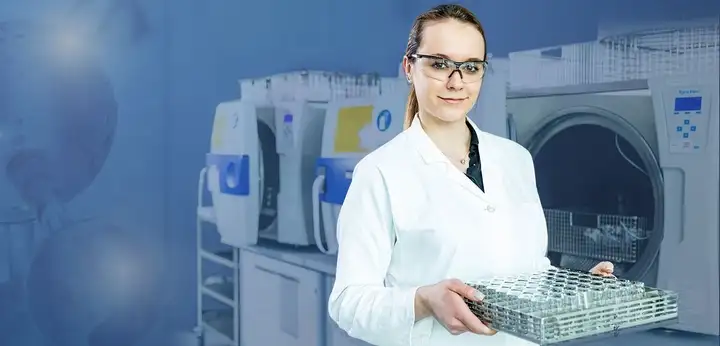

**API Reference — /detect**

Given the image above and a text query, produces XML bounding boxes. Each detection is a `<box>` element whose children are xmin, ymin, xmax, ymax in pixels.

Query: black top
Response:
<box><xmin>464</xmin><ymin>121</ymin><xmax>485</xmax><ymax>192</ymax></box>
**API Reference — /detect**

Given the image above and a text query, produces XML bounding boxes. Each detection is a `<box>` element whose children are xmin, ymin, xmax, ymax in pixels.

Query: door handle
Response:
<box><xmin>507</xmin><ymin>113</ymin><xmax>518</xmax><ymax>142</ymax></box>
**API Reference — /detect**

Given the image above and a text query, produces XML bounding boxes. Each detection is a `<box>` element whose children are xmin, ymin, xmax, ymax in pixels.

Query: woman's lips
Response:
<box><xmin>439</xmin><ymin>96</ymin><xmax>466</xmax><ymax>104</ymax></box>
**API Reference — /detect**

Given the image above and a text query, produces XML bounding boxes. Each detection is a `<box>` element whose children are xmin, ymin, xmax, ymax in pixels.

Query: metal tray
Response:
<box><xmin>464</xmin><ymin>267</ymin><xmax>678</xmax><ymax>345</ymax></box>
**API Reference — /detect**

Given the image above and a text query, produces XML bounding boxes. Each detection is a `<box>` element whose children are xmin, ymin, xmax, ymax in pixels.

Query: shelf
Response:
<box><xmin>202</xmin><ymin>281</ymin><xmax>235</xmax><ymax>307</ymax></box>
<box><xmin>198</xmin><ymin>206</ymin><xmax>217</xmax><ymax>224</ymax></box>
<box><xmin>202</xmin><ymin>309</ymin><xmax>235</xmax><ymax>346</ymax></box>
<box><xmin>201</xmin><ymin>249</ymin><xmax>236</xmax><ymax>268</ymax></box>
<box><xmin>198</xmin><ymin>170</ymin><xmax>238</xmax><ymax>346</ymax></box>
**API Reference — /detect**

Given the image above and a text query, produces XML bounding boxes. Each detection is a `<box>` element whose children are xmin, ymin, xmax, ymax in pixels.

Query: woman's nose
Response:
<box><xmin>446</xmin><ymin>71</ymin><xmax>464</xmax><ymax>89</ymax></box>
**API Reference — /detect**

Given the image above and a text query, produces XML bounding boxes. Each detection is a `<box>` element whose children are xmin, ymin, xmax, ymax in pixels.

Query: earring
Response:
<box><xmin>406</xmin><ymin>75</ymin><xmax>411</xmax><ymax>83</ymax></box>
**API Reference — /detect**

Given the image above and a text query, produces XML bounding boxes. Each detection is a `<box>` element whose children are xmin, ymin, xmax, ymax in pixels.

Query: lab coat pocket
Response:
<box><xmin>393</xmin><ymin>202</ymin><xmax>465</xmax><ymax>280</ymax></box>
<box><xmin>396</xmin><ymin>203</ymin><xmax>464</xmax><ymax>244</ymax></box>
<box><xmin>395</xmin><ymin>228</ymin><xmax>460</xmax><ymax>281</ymax></box>
<box><xmin>392</xmin><ymin>182</ymin><xmax>464</xmax><ymax>242</ymax></box>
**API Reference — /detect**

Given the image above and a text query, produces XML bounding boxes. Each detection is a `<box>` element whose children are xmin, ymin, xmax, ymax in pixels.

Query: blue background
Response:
<box><xmin>0</xmin><ymin>0</ymin><xmax>717</xmax><ymax>345</ymax></box>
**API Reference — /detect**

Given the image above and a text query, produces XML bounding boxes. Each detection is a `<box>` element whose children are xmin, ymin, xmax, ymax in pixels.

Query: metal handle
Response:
<box><xmin>506</xmin><ymin>113</ymin><xmax>518</xmax><ymax>142</ymax></box>
<box><xmin>197</xmin><ymin>167</ymin><xmax>208</xmax><ymax>209</ymax></box>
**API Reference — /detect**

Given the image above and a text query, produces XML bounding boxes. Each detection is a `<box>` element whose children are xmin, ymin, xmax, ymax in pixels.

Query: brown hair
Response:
<box><xmin>403</xmin><ymin>4</ymin><xmax>488</xmax><ymax>129</ymax></box>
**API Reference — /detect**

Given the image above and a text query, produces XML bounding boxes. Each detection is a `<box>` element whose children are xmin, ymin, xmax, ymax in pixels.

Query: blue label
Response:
<box><xmin>316</xmin><ymin>157</ymin><xmax>358</xmax><ymax>205</ymax></box>
<box><xmin>376</xmin><ymin>109</ymin><xmax>391</xmax><ymax>132</ymax></box>
<box><xmin>284</xmin><ymin>114</ymin><xmax>293</xmax><ymax>123</ymax></box>
<box><xmin>206</xmin><ymin>153</ymin><xmax>250</xmax><ymax>196</ymax></box>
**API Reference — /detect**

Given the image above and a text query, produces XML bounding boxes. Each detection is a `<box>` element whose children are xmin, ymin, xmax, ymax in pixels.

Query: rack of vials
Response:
<box><xmin>464</xmin><ymin>267</ymin><xmax>678</xmax><ymax>345</ymax></box>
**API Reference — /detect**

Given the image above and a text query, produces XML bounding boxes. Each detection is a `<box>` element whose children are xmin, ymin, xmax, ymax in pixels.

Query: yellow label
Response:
<box><xmin>211</xmin><ymin>114</ymin><xmax>227</xmax><ymax>149</ymax></box>
<box><xmin>334</xmin><ymin>106</ymin><xmax>373</xmax><ymax>153</ymax></box>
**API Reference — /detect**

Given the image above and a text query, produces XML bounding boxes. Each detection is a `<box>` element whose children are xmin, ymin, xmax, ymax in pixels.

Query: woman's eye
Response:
<box><xmin>463</xmin><ymin>64</ymin><xmax>479</xmax><ymax>73</ymax></box>
<box><xmin>431</xmin><ymin>60</ymin><xmax>449</xmax><ymax>69</ymax></box>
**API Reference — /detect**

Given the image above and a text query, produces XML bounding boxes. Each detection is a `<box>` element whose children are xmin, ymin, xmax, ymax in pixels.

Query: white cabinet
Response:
<box><xmin>324</xmin><ymin>276</ymin><xmax>372</xmax><ymax>346</ymax></box>
<box><xmin>239</xmin><ymin>250</ymin><xmax>324</xmax><ymax>346</ymax></box>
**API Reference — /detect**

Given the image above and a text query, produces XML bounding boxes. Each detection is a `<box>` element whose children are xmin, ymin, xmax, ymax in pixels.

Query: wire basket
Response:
<box><xmin>544</xmin><ymin>209</ymin><xmax>650</xmax><ymax>264</ymax></box>
<box><xmin>464</xmin><ymin>267</ymin><xmax>678</xmax><ymax>345</ymax></box>
<box><xmin>238</xmin><ymin>71</ymin><xmax>406</xmax><ymax>103</ymax></box>
<box><xmin>509</xmin><ymin>20</ymin><xmax>720</xmax><ymax>89</ymax></box>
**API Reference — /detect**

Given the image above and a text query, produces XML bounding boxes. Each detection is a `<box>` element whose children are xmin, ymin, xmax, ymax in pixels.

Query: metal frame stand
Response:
<box><xmin>196</xmin><ymin>168</ymin><xmax>240</xmax><ymax>346</ymax></box>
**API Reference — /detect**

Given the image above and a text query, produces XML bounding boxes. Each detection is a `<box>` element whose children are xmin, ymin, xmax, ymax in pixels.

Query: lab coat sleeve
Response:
<box><xmin>328</xmin><ymin>160</ymin><xmax>432</xmax><ymax>346</ymax></box>
<box><xmin>524</xmin><ymin>150</ymin><xmax>552</xmax><ymax>271</ymax></box>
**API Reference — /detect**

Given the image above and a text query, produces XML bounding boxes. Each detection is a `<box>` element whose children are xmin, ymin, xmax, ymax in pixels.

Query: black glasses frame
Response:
<box><xmin>409</xmin><ymin>53</ymin><xmax>489</xmax><ymax>81</ymax></box>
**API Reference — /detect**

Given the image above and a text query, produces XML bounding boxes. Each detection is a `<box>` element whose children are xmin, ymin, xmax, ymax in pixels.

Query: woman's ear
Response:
<box><xmin>402</xmin><ymin>55</ymin><xmax>412</xmax><ymax>82</ymax></box>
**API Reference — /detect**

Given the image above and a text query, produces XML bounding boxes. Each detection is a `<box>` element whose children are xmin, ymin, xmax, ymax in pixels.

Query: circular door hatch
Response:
<box><xmin>526</xmin><ymin>109</ymin><xmax>664</xmax><ymax>281</ymax></box>
<box><xmin>257</xmin><ymin>118</ymin><xmax>279</xmax><ymax>234</ymax></box>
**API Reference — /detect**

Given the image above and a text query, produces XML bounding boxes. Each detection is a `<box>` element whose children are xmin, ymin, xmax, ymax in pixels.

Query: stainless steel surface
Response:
<box><xmin>465</xmin><ymin>266</ymin><xmax>678</xmax><ymax>345</ymax></box>
<box><xmin>507</xmin><ymin>79</ymin><xmax>649</xmax><ymax>99</ymax></box>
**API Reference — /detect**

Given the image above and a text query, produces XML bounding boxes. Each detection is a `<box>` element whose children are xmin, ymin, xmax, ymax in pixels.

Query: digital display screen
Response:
<box><xmin>674</xmin><ymin>96</ymin><xmax>702</xmax><ymax>112</ymax></box>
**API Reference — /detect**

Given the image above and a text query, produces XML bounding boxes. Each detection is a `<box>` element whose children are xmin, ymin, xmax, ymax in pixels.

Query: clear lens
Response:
<box><xmin>418</xmin><ymin>56</ymin><xmax>485</xmax><ymax>82</ymax></box>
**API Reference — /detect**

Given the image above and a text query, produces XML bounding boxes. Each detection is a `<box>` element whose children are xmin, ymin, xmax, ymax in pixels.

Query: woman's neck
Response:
<box><xmin>418</xmin><ymin>111</ymin><xmax>470</xmax><ymax>155</ymax></box>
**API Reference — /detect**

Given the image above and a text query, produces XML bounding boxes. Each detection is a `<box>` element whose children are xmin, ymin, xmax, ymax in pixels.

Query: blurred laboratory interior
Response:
<box><xmin>0</xmin><ymin>0</ymin><xmax>719</xmax><ymax>346</ymax></box>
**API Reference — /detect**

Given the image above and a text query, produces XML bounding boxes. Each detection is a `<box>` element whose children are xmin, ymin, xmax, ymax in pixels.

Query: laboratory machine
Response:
<box><xmin>310</xmin><ymin>57</ymin><xmax>510</xmax><ymax>255</ymax></box>
<box><xmin>311</xmin><ymin>80</ymin><xmax>408</xmax><ymax>254</ymax></box>
<box><xmin>469</xmin><ymin>57</ymin><xmax>511</xmax><ymax>138</ymax></box>
<box><xmin>504</xmin><ymin>22</ymin><xmax>719</xmax><ymax>335</ymax></box>
<box><xmin>205</xmin><ymin>72</ymin><xmax>385</xmax><ymax>248</ymax></box>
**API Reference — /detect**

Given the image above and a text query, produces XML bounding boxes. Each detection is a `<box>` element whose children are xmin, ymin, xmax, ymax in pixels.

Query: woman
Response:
<box><xmin>328</xmin><ymin>4</ymin><xmax>614</xmax><ymax>346</ymax></box>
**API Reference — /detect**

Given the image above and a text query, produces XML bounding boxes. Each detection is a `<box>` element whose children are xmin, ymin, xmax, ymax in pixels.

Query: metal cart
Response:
<box><xmin>196</xmin><ymin>167</ymin><xmax>240</xmax><ymax>346</ymax></box>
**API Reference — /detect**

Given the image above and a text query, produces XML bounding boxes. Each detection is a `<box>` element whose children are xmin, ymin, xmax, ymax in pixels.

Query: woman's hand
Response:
<box><xmin>590</xmin><ymin>261</ymin><xmax>615</xmax><ymax>277</ymax></box>
<box><xmin>416</xmin><ymin>279</ymin><xmax>497</xmax><ymax>336</ymax></box>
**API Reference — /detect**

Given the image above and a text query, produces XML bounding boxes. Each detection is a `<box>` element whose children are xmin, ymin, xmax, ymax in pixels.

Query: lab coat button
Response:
<box><xmin>485</xmin><ymin>205</ymin><xmax>495</xmax><ymax>213</ymax></box>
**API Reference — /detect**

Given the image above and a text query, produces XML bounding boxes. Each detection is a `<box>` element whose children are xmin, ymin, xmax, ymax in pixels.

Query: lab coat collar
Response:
<box><xmin>406</xmin><ymin>115</ymin><xmax>446</xmax><ymax>165</ymax></box>
<box><xmin>406</xmin><ymin>114</ymin><xmax>492</xmax><ymax>165</ymax></box>
<box><xmin>406</xmin><ymin>114</ymin><xmax>497</xmax><ymax>202</ymax></box>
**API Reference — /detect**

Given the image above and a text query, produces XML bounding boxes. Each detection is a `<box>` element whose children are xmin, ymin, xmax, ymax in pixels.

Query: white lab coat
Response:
<box><xmin>328</xmin><ymin>116</ymin><xmax>551</xmax><ymax>346</ymax></box>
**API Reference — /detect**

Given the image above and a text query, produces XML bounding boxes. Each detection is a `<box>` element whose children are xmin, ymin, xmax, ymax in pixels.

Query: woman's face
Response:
<box><xmin>404</xmin><ymin>19</ymin><xmax>486</xmax><ymax>124</ymax></box>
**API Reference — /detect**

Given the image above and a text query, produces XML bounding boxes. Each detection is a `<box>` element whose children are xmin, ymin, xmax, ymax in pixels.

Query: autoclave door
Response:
<box><xmin>508</xmin><ymin>91</ymin><xmax>665</xmax><ymax>283</ymax></box>
<box><xmin>207</xmin><ymin>100</ymin><xmax>260</xmax><ymax>247</ymax></box>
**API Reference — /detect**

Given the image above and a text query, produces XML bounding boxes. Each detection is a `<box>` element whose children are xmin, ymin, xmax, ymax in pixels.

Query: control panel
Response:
<box><xmin>651</xmin><ymin>78</ymin><xmax>717</xmax><ymax>154</ymax></box>
<box><xmin>275</xmin><ymin>105</ymin><xmax>298</xmax><ymax>155</ymax></box>
<box><xmin>668</xmin><ymin>93</ymin><xmax>706</xmax><ymax>153</ymax></box>
<box><xmin>648</xmin><ymin>74</ymin><xmax>720</xmax><ymax>336</ymax></box>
